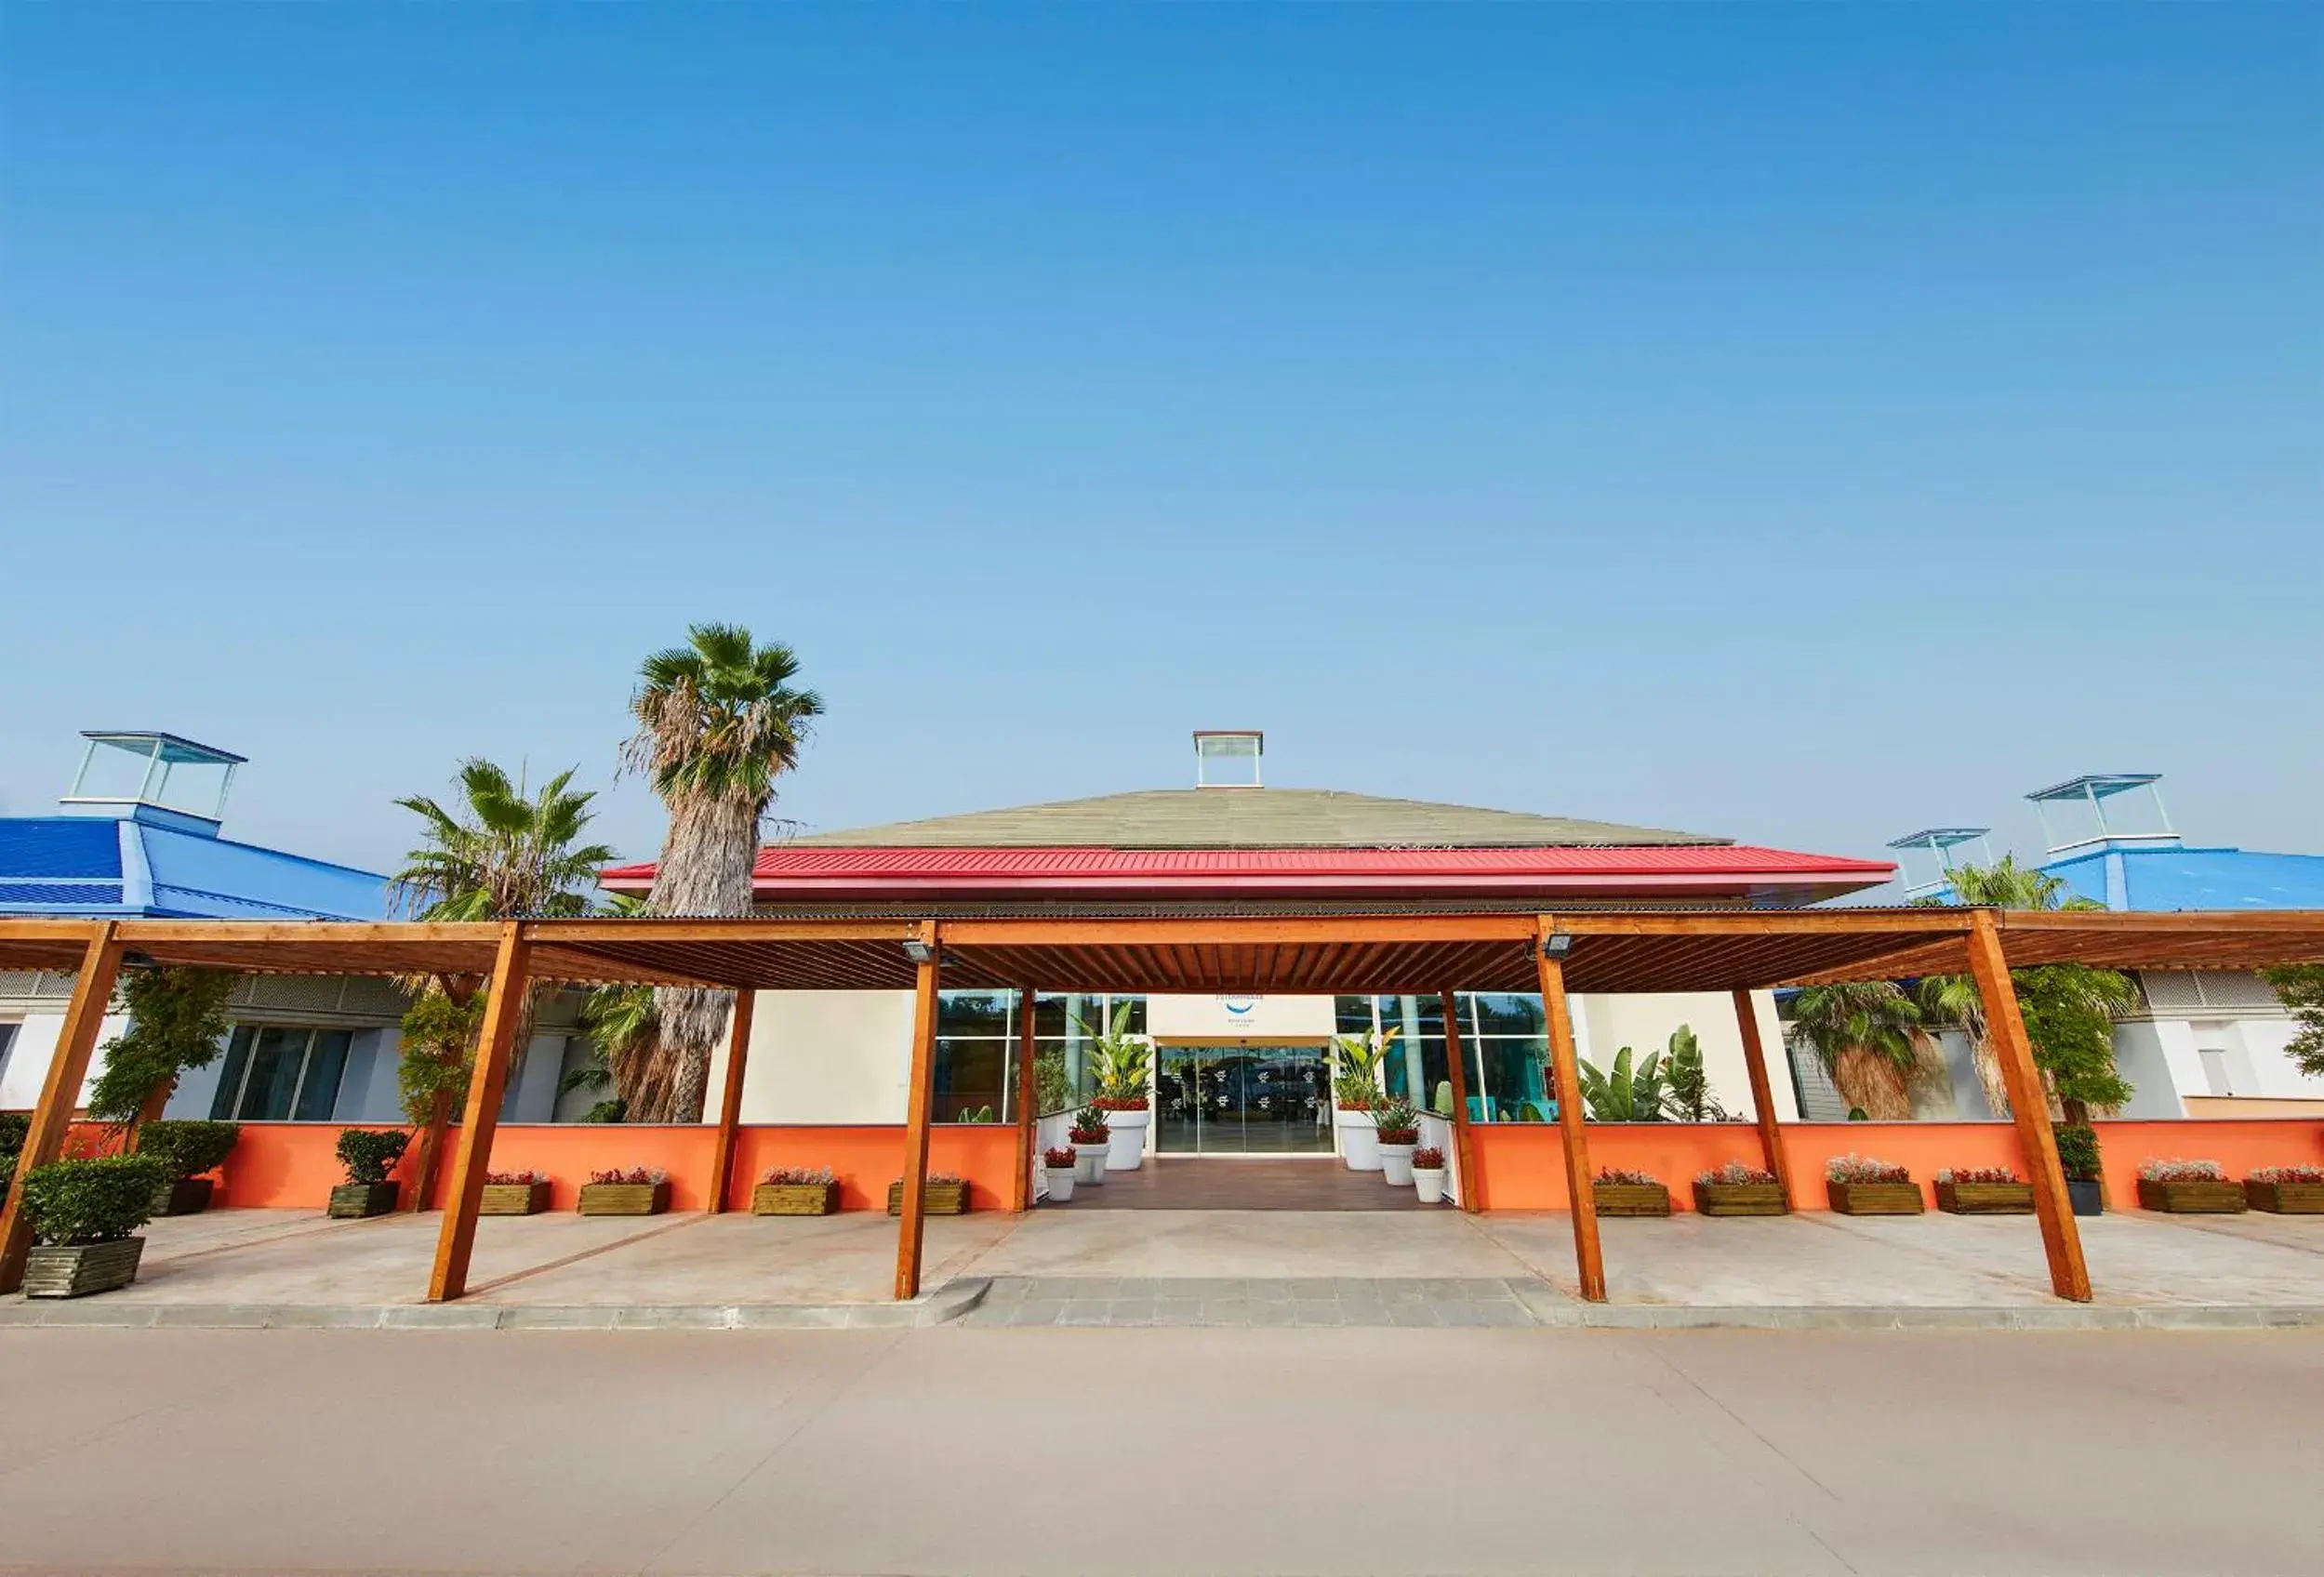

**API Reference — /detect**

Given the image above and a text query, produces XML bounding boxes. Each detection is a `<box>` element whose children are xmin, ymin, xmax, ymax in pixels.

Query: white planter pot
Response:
<box><xmin>1378</xmin><ymin>1142</ymin><xmax>1417</xmax><ymax>1186</ymax></box>
<box><xmin>1071</xmin><ymin>1142</ymin><xmax>1109</xmax><ymax>1185</ymax></box>
<box><xmin>1413</xmin><ymin>1168</ymin><xmax>1447</xmax><ymax>1204</ymax></box>
<box><xmin>1044</xmin><ymin>1166</ymin><xmax>1076</xmax><ymax>1203</ymax></box>
<box><xmin>1335</xmin><ymin>1108</ymin><xmax>1381</xmax><ymax>1173</ymax></box>
<box><xmin>1104</xmin><ymin>1108</ymin><xmax>1150</xmax><ymax>1171</ymax></box>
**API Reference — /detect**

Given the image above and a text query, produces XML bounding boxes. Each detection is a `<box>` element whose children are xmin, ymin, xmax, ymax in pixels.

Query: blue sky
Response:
<box><xmin>4</xmin><ymin>7</ymin><xmax>2317</xmax><ymax>886</ymax></box>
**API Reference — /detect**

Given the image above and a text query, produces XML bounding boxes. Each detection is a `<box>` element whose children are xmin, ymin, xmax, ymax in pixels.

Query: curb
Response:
<box><xmin>1538</xmin><ymin>1303</ymin><xmax>2324</xmax><ymax>1332</ymax></box>
<box><xmin>0</xmin><ymin>1278</ymin><xmax>991</xmax><ymax>1332</ymax></box>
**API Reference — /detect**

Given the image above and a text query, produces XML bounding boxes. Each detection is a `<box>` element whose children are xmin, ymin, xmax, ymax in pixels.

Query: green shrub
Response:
<box><xmin>138</xmin><ymin>1120</ymin><xmax>242</xmax><ymax>1181</ymax></box>
<box><xmin>0</xmin><ymin>1112</ymin><xmax>30</xmax><ymax>1154</ymax></box>
<box><xmin>20</xmin><ymin>1155</ymin><xmax>168</xmax><ymax>1245</ymax></box>
<box><xmin>1</xmin><ymin>1150</ymin><xmax>15</xmax><ymax>1201</ymax></box>
<box><xmin>335</xmin><ymin>1128</ymin><xmax>411</xmax><ymax>1185</ymax></box>
<box><xmin>2052</xmin><ymin>1122</ymin><xmax>2102</xmax><ymax>1182</ymax></box>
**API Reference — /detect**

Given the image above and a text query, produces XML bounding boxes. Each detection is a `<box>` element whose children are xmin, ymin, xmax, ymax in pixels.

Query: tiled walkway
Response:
<box><xmin>1049</xmin><ymin>1155</ymin><xmax>1428</xmax><ymax>1210</ymax></box>
<box><xmin>966</xmin><ymin>1275</ymin><xmax>1549</xmax><ymax>1327</ymax></box>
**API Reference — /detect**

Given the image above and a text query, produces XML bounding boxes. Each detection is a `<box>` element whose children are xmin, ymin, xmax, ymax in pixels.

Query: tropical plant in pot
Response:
<box><xmin>134</xmin><ymin>1120</ymin><xmax>241</xmax><ymax>1216</ymax></box>
<box><xmin>1577</xmin><ymin>1045</ymin><xmax>1668</xmax><ymax>1123</ymax></box>
<box><xmin>18</xmin><ymin>1154</ymin><xmax>167</xmax><ymax>1297</ymax></box>
<box><xmin>1410</xmin><ymin>1146</ymin><xmax>1449</xmax><ymax>1204</ymax></box>
<box><xmin>1373</xmin><ymin>1098</ymin><xmax>1422</xmax><ymax>1186</ymax></box>
<box><xmin>2052</xmin><ymin>1122</ymin><xmax>2105</xmax><ymax>1215</ymax></box>
<box><xmin>1330</xmin><ymin>1027</ymin><xmax>1396</xmax><ymax>1172</ymax></box>
<box><xmin>1080</xmin><ymin>1001</ymin><xmax>1153</xmax><ymax>1172</ymax></box>
<box><xmin>1068</xmin><ymin>1105</ymin><xmax>1111</xmax><ymax>1186</ymax></box>
<box><xmin>329</xmin><ymin>1129</ymin><xmax>410</xmax><ymax>1218</ymax></box>
<box><xmin>1042</xmin><ymin>1146</ymin><xmax>1079</xmax><ymax>1203</ymax></box>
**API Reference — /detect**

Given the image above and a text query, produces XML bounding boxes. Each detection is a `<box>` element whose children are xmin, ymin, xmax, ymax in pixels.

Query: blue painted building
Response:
<box><xmin>0</xmin><ymin>732</ymin><xmax>584</xmax><ymax>1125</ymax></box>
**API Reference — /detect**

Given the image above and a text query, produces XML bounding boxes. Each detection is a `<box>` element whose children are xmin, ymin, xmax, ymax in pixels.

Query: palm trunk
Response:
<box><xmin>641</xmin><ymin>793</ymin><xmax>761</xmax><ymax>1123</ymax></box>
<box><xmin>1968</xmin><ymin>1032</ymin><xmax>2013</xmax><ymax>1120</ymax></box>
<box><xmin>1830</xmin><ymin>1048</ymin><xmax>1913</xmax><ymax>1121</ymax></box>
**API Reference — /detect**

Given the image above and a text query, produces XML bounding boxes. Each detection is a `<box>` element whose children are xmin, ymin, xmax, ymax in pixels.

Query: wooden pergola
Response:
<box><xmin>3</xmin><ymin>908</ymin><xmax>2320</xmax><ymax>1307</ymax></box>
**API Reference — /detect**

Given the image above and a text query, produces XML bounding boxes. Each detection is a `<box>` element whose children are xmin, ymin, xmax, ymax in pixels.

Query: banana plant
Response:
<box><xmin>1577</xmin><ymin>1045</ymin><xmax>1668</xmax><ymax>1122</ymax></box>
<box><xmin>1329</xmin><ymin>1027</ymin><xmax>1399</xmax><ymax>1111</ymax></box>
<box><xmin>1076</xmin><ymin>1001</ymin><xmax>1152</xmax><ymax>1103</ymax></box>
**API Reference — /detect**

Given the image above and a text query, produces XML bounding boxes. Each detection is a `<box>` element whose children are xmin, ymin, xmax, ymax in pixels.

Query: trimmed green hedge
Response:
<box><xmin>138</xmin><ymin>1120</ymin><xmax>242</xmax><ymax>1181</ymax></box>
<box><xmin>20</xmin><ymin>1155</ymin><xmax>168</xmax><ymax>1245</ymax></box>
<box><xmin>336</xmin><ymin>1128</ymin><xmax>410</xmax><ymax>1186</ymax></box>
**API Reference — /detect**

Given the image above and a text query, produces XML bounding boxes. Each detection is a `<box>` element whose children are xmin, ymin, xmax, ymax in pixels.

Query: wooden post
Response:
<box><xmin>1012</xmin><ymin>986</ymin><xmax>1038</xmax><ymax>1213</ymax></box>
<box><xmin>1731</xmin><ymin>988</ymin><xmax>1794</xmax><ymax>1210</ymax></box>
<box><xmin>1966</xmin><ymin>909</ymin><xmax>2092</xmax><ymax>1302</ymax></box>
<box><xmin>426</xmin><ymin>923</ymin><xmax>532</xmax><ymax>1303</ymax></box>
<box><xmin>1535</xmin><ymin>923</ymin><xmax>1605</xmax><ymax>1302</ymax></box>
<box><xmin>1440</xmin><ymin>989</ymin><xmax>1481</xmax><ymax>1213</ymax></box>
<box><xmin>0</xmin><ymin>922</ymin><xmax>126</xmax><ymax>1295</ymax></box>
<box><xmin>704</xmin><ymin>989</ymin><xmax>756</xmax><ymax>1215</ymax></box>
<box><xmin>893</xmin><ymin>924</ymin><xmax>942</xmax><ymax>1300</ymax></box>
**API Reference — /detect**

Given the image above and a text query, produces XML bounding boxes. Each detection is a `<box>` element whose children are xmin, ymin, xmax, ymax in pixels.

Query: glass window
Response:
<box><xmin>1475</xmin><ymin>1036</ymin><xmax>1553</xmax><ymax>1122</ymax></box>
<box><xmin>1334</xmin><ymin>996</ymin><xmax>1375</xmax><ymax>1035</ymax></box>
<box><xmin>207</xmin><ymin>1024</ymin><xmax>352</xmax><ymax>1121</ymax></box>
<box><xmin>1471</xmin><ymin>994</ymin><xmax>1546</xmax><ymax>1039</ymax></box>
<box><xmin>933</xmin><ymin>1037</ymin><xmax>1009</xmax><ymax>1122</ymax></box>
<box><xmin>936</xmin><ymin>991</ymin><xmax>1011</xmax><ymax>1040</ymax></box>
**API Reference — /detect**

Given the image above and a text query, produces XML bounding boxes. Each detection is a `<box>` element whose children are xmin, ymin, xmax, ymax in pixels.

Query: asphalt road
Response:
<box><xmin>2</xmin><ymin>1327</ymin><xmax>2318</xmax><ymax>1575</ymax></box>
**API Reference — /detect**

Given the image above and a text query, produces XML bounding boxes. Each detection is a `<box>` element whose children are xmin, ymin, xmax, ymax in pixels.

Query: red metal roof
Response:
<box><xmin>599</xmin><ymin>843</ymin><xmax>1895</xmax><ymax>902</ymax></box>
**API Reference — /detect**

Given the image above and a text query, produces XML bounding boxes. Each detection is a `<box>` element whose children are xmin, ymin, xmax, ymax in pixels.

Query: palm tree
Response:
<box><xmin>392</xmin><ymin>760</ymin><xmax>616</xmax><ymax>1201</ymax></box>
<box><xmin>623</xmin><ymin>624</ymin><xmax>823</xmax><ymax>1121</ymax></box>
<box><xmin>392</xmin><ymin>760</ymin><xmax>615</xmax><ymax>921</ymax></box>
<box><xmin>578</xmin><ymin>895</ymin><xmax>658</xmax><ymax>1120</ymax></box>
<box><xmin>1787</xmin><ymin>982</ymin><xmax>1921</xmax><ymax>1120</ymax></box>
<box><xmin>1916</xmin><ymin>855</ymin><xmax>2109</xmax><ymax>1119</ymax></box>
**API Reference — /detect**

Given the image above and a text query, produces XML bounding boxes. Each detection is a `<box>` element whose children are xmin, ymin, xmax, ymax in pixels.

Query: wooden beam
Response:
<box><xmin>705</xmin><ymin>989</ymin><xmax>757</xmax><ymax>1215</ymax></box>
<box><xmin>1440</xmin><ymin>988</ymin><xmax>1481</xmax><ymax>1213</ymax></box>
<box><xmin>893</xmin><ymin>924</ymin><xmax>942</xmax><ymax>1300</ymax></box>
<box><xmin>1535</xmin><ymin>924</ymin><xmax>1605</xmax><ymax>1302</ymax></box>
<box><xmin>1966</xmin><ymin>909</ymin><xmax>2092</xmax><ymax>1303</ymax></box>
<box><xmin>425</xmin><ymin>923</ymin><xmax>532</xmax><ymax>1303</ymax></box>
<box><xmin>0</xmin><ymin>922</ymin><xmax>125</xmax><ymax>1295</ymax></box>
<box><xmin>942</xmin><ymin>915</ymin><xmax>1540</xmax><ymax>948</ymax></box>
<box><xmin>1732</xmin><ymin>988</ymin><xmax>1793</xmax><ymax>1210</ymax></box>
<box><xmin>1012</xmin><ymin>986</ymin><xmax>1039</xmax><ymax>1213</ymax></box>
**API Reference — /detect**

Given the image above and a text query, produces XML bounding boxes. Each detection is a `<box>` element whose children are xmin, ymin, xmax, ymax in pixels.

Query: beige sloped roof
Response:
<box><xmin>788</xmin><ymin>788</ymin><xmax>1725</xmax><ymax>850</ymax></box>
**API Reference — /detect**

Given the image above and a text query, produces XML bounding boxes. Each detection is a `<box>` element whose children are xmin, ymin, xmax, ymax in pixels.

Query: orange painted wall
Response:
<box><xmin>1467</xmin><ymin>1119</ymin><xmax>2324</xmax><ymax>1212</ymax></box>
<box><xmin>181</xmin><ymin>1121</ymin><xmax>1024</xmax><ymax>1213</ymax></box>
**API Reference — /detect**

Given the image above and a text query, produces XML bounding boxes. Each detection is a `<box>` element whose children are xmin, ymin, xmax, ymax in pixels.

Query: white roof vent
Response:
<box><xmin>1193</xmin><ymin>730</ymin><xmax>1263</xmax><ymax>788</ymax></box>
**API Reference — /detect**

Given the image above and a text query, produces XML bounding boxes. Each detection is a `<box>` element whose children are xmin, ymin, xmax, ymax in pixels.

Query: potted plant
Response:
<box><xmin>1374</xmin><ymin>1098</ymin><xmax>1421</xmax><ymax>1186</ymax></box>
<box><xmin>1934</xmin><ymin>1166</ymin><xmax>2035</xmax><ymax>1214</ymax></box>
<box><xmin>329</xmin><ymin>1128</ymin><xmax>409</xmax><ymax>1218</ymax></box>
<box><xmin>1082</xmin><ymin>1002</ymin><xmax>1152</xmax><ymax>1172</ymax></box>
<box><xmin>2245</xmin><ymin>1165</ymin><xmax>2324</xmax><ymax>1214</ymax></box>
<box><xmin>1693</xmin><ymin>1160</ymin><xmax>1786</xmax><ymax>1216</ymax></box>
<box><xmin>754</xmin><ymin>1165</ymin><xmax>839</xmax><ymax>1215</ymax></box>
<box><xmin>1411</xmin><ymin>1146</ymin><xmax>1448</xmax><ymax>1204</ymax></box>
<box><xmin>887</xmin><ymin>1173</ymin><xmax>970</xmax><ymax>1215</ymax></box>
<box><xmin>1068</xmin><ymin>1105</ymin><xmax>1111</xmax><ymax>1186</ymax></box>
<box><xmin>1043</xmin><ymin>1146</ymin><xmax>1079</xmax><ymax>1203</ymax></box>
<box><xmin>2053</xmin><ymin>1122</ymin><xmax>2105</xmax><ymax>1216</ymax></box>
<box><xmin>1825</xmin><ymin>1154</ymin><xmax>1923</xmax><ymax>1215</ymax></box>
<box><xmin>578</xmin><ymin>1166</ymin><xmax>671</xmax><ymax>1215</ymax></box>
<box><xmin>1331</xmin><ymin>1027</ymin><xmax>1395</xmax><ymax>1172</ymax></box>
<box><xmin>480</xmin><ymin>1169</ymin><xmax>552</xmax><ymax>1215</ymax></box>
<box><xmin>17</xmin><ymin>1154</ymin><xmax>167</xmax><ymax>1297</ymax></box>
<box><xmin>1592</xmin><ymin>1166</ymin><xmax>1672</xmax><ymax>1217</ymax></box>
<box><xmin>136</xmin><ymin>1119</ymin><xmax>240</xmax><ymax>1216</ymax></box>
<box><xmin>2137</xmin><ymin>1160</ymin><xmax>2246</xmax><ymax>1214</ymax></box>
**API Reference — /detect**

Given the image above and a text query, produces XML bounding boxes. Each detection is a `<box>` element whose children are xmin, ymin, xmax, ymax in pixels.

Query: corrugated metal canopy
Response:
<box><xmin>5</xmin><ymin>910</ymin><xmax>2322</xmax><ymax>995</ymax></box>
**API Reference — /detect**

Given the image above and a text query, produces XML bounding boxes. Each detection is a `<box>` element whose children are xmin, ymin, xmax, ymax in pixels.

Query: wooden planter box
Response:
<box><xmin>151</xmin><ymin>1176</ymin><xmax>215</xmax><ymax>1217</ymax></box>
<box><xmin>1828</xmin><ymin>1181</ymin><xmax>1925</xmax><ymax>1216</ymax></box>
<box><xmin>887</xmin><ymin>1180</ymin><xmax>970</xmax><ymax>1216</ymax></box>
<box><xmin>24</xmin><ymin>1237</ymin><xmax>145</xmax><ymax>1298</ymax></box>
<box><xmin>578</xmin><ymin>1181</ymin><xmax>670</xmax><ymax>1216</ymax></box>
<box><xmin>479</xmin><ymin>1181</ymin><xmax>551</xmax><ymax>1216</ymax></box>
<box><xmin>1694</xmin><ymin>1181</ymin><xmax>1787</xmax><ymax>1217</ymax></box>
<box><xmin>2245</xmin><ymin>1180</ymin><xmax>2324</xmax><ymax>1214</ymax></box>
<box><xmin>1592</xmin><ymin>1182</ymin><xmax>1672</xmax><ymax>1217</ymax></box>
<box><xmin>327</xmin><ymin>1181</ymin><xmax>399</xmax><ymax>1219</ymax></box>
<box><xmin>2138</xmin><ymin>1179</ymin><xmax>2246</xmax><ymax>1213</ymax></box>
<box><xmin>754</xmin><ymin>1182</ymin><xmax>840</xmax><ymax>1216</ymax></box>
<box><xmin>1935</xmin><ymin>1181</ymin><xmax>2036</xmax><ymax>1215</ymax></box>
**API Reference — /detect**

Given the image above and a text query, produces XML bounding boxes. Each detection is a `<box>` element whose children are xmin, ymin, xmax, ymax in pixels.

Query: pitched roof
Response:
<box><xmin>781</xmin><ymin>788</ymin><xmax>1724</xmax><ymax>851</ymax></box>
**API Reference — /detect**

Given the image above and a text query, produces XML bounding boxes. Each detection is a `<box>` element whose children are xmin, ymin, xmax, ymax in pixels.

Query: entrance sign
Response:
<box><xmin>1147</xmin><ymin>992</ymin><xmax>1335</xmax><ymax>1040</ymax></box>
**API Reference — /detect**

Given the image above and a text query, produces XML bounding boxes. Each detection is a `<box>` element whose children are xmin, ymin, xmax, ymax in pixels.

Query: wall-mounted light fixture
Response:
<box><xmin>1540</xmin><ymin>933</ymin><xmax>1574</xmax><ymax>961</ymax></box>
<box><xmin>900</xmin><ymin>938</ymin><xmax>938</xmax><ymax>966</ymax></box>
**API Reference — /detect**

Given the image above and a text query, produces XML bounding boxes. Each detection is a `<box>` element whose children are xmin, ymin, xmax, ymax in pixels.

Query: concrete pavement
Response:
<box><xmin>2</xmin><ymin>1325</ymin><xmax>2320</xmax><ymax>1574</ymax></box>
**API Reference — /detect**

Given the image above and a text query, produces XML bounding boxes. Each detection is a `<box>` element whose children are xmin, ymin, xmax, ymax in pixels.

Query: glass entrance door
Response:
<box><xmin>1155</xmin><ymin>1043</ymin><xmax>1332</xmax><ymax>1155</ymax></box>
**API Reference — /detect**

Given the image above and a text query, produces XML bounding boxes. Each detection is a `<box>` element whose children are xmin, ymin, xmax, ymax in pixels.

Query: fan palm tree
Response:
<box><xmin>623</xmin><ymin>624</ymin><xmax>823</xmax><ymax>1121</ymax></box>
<box><xmin>578</xmin><ymin>894</ymin><xmax>658</xmax><ymax>1120</ymax></box>
<box><xmin>392</xmin><ymin>759</ymin><xmax>615</xmax><ymax>921</ymax></box>
<box><xmin>1787</xmin><ymin>982</ymin><xmax>1921</xmax><ymax>1120</ymax></box>
<box><xmin>1916</xmin><ymin>855</ymin><xmax>2109</xmax><ymax>1118</ymax></box>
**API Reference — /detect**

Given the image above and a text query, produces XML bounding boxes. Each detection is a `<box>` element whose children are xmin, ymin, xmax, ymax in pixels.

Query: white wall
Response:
<box><xmin>1574</xmin><ymin>990</ymin><xmax>1799</xmax><ymax>1123</ymax></box>
<box><xmin>727</xmin><ymin>988</ymin><xmax>918</xmax><ymax>1123</ymax></box>
<box><xmin>0</xmin><ymin>1009</ymin><xmax>130</xmax><ymax>1110</ymax></box>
